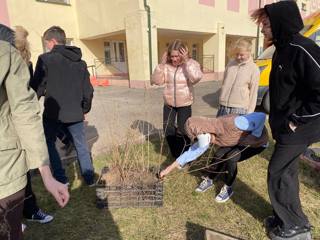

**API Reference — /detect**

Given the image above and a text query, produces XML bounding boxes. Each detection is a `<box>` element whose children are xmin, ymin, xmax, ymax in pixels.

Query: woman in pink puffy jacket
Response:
<box><xmin>151</xmin><ymin>39</ymin><xmax>203</xmax><ymax>158</ymax></box>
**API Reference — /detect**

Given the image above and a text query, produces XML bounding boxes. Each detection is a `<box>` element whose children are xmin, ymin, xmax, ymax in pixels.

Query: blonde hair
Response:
<box><xmin>228</xmin><ymin>38</ymin><xmax>252</xmax><ymax>59</ymax></box>
<box><xmin>14</xmin><ymin>26</ymin><xmax>31</xmax><ymax>64</ymax></box>
<box><xmin>167</xmin><ymin>39</ymin><xmax>189</xmax><ymax>64</ymax></box>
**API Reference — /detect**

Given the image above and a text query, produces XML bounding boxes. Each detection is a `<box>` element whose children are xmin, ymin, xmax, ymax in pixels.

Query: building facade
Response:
<box><xmin>1</xmin><ymin>0</ymin><xmax>319</xmax><ymax>88</ymax></box>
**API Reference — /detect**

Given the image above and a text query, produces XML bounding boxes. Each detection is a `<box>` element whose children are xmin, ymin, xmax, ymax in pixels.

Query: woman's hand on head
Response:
<box><xmin>179</xmin><ymin>47</ymin><xmax>189</xmax><ymax>63</ymax></box>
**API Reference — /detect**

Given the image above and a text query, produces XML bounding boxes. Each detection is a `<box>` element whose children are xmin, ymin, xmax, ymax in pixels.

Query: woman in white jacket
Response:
<box><xmin>217</xmin><ymin>38</ymin><xmax>260</xmax><ymax>116</ymax></box>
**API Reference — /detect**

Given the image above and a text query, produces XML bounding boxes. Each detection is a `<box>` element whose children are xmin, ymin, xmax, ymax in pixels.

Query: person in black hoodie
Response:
<box><xmin>252</xmin><ymin>1</ymin><xmax>320</xmax><ymax>239</ymax></box>
<box><xmin>31</xmin><ymin>26</ymin><xmax>94</xmax><ymax>186</ymax></box>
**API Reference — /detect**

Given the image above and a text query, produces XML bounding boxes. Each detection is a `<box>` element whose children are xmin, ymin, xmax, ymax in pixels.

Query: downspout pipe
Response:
<box><xmin>144</xmin><ymin>0</ymin><xmax>152</xmax><ymax>77</ymax></box>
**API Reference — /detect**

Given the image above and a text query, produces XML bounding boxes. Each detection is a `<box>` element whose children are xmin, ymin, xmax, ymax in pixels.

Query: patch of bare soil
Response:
<box><xmin>101</xmin><ymin>166</ymin><xmax>159</xmax><ymax>187</ymax></box>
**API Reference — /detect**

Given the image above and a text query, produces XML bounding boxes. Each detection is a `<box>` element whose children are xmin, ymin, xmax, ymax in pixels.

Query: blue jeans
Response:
<box><xmin>43</xmin><ymin>118</ymin><xmax>94</xmax><ymax>185</ymax></box>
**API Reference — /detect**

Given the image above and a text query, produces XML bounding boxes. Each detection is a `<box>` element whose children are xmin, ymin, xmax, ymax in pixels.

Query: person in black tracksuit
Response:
<box><xmin>252</xmin><ymin>2</ymin><xmax>320</xmax><ymax>239</ymax></box>
<box><xmin>31</xmin><ymin>26</ymin><xmax>94</xmax><ymax>186</ymax></box>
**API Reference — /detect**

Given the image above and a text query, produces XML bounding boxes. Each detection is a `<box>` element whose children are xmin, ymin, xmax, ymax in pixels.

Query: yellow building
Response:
<box><xmin>1</xmin><ymin>0</ymin><xmax>319</xmax><ymax>88</ymax></box>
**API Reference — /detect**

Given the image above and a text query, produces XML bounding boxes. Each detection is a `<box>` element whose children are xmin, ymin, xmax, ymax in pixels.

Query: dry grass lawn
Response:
<box><xmin>24</xmin><ymin>138</ymin><xmax>320</xmax><ymax>240</ymax></box>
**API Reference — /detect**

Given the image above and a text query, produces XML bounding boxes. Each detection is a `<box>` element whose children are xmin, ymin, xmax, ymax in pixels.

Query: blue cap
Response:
<box><xmin>234</xmin><ymin>112</ymin><xmax>266</xmax><ymax>137</ymax></box>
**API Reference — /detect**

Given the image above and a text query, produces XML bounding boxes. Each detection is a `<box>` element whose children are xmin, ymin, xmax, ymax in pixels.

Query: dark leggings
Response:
<box><xmin>163</xmin><ymin>104</ymin><xmax>191</xmax><ymax>158</ymax></box>
<box><xmin>203</xmin><ymin>146</ymin><xmax>266</xmax><ymax>186</ymax></box>
<box><xmin>23</xmin><ymin>172</ymin><xmax>39</xmax><ymax>218</ymax></box>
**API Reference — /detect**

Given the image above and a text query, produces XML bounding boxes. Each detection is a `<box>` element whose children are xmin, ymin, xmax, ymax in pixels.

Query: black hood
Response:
<box><xmin>264</xmin><ymin>1</ymin><xmax>303</xmax><ymax>47</ymax></box>
<box><xmin>0</xmin><ymin>24</ymin><xmax>15</xmax><ymax>46</ymax></box>
<box><xmin>52</xmin><ymin>45</ymin><xmax>82</xmax><ymax>62</ymax></box>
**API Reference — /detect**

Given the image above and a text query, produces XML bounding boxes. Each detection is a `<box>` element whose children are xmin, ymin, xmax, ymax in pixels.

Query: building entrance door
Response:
<box><xmin>110</xmin><ymin>41</ymin><xmax>127</xmax><ymax>73</ymax></box>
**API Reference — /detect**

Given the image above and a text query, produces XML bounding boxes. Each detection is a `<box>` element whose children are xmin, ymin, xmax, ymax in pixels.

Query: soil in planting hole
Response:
<box><xmin>101</xmin><ymin>167</ymin><xmax>159</xmax><ymax>187</ymax></box>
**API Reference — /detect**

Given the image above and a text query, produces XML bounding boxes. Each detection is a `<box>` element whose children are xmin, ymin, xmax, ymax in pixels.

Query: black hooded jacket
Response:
<box><xmin>31</xmin><ymin>45</ymin><xmax>94</xmax><ymax>123</ymax></box>
<box><xmin>265</xmin><ymin>1</ymin><xmax>320</xmax><ymax>145</ymax></box>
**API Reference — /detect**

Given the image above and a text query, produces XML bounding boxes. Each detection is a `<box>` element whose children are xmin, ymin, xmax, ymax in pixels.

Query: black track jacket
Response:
<box><xmin>266</xmin><ymin>1</ymin><xmax>320</xmax><ymax>145</ymax></box>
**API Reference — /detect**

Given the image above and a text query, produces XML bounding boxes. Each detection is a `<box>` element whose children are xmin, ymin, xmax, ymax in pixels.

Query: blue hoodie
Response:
<box><xmin>234</xmin><ymin>112</ymin><xmax>266</xmax><ymax>138</ymax></box>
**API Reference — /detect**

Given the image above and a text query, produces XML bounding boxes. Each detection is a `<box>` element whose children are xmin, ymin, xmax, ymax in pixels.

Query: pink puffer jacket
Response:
<box><xmin>151</xmin><ymin>59</ymin><xmax>202</xmax><ymax>107</ymax></box>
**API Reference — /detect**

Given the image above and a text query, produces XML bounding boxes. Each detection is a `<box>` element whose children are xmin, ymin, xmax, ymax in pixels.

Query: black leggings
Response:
<box><xmin>163</xmin><ymin>104</ymin><xmax>191</xmax><ymax>158</ymax></box>
<box><xmin>23</xmin><ymin>172</ymin><xmax>39</xmax><ymax>218</ymax></box>
<box><xmin>203</xmin><ymin>146</ymin><xmax>266</xmax><ymax>186</ymax></box>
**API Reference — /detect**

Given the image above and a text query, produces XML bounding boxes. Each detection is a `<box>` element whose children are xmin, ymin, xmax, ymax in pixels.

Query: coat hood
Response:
<box><xmin>234</xmin><ymin>112</ymin><xmax>266</xmax><ymax>138</ymax></box>
<box><xmin>264</xmin><ymin>1</ymin><xmax>304</xmax><ymax>46</ymax></box>
<box><xmin>0</xmin><ymin>24</ymin><xmax>15</xmax><ymax>46</ymax></box>
<box><xmin>52</xmin><ymin>45</ymin><xmax>82</xmax><ymax>62</ymax></box>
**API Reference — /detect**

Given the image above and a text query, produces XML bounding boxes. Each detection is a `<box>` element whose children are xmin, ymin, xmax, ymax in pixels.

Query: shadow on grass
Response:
<box><xmin>130</xmin><ymin>119</ymin><xmax>175</xmax><ymax>169</ymax></box>
<box><xmin>130</xmin><ymin>120</ymin><xmax>166</xmax><ymax>155</ymax></box>
<box><xmin>185</xmin><ymin>222</ymin><xmax>206</xmax><ymax>240</ymax></box>
<box><xmin>299</xmin><ymin>161</ymin><xmax>320</xmax><ymax>192</ymax></box>
<box><xmin>186</xmin><ymin>222</ymin><xmax>245</xmax><ymax>240</ymax></box>
<box><xmin>258</xmin><ymin>138</ymin><xmax>274</xmax><ymax>162</ymax></box>
<box><xmin>25</xmin><ymin>159</ymin><xmax>122</xmax><ymax>240</ymax></box>
<box><xmin>232</xmin><ymin>179</ymin><xmax>272</xmax><ymax>222</ymax></box>
<box><xmin>185</xmin><ymin>148</ymin><xmax>272</xmax><ymax>222</ymax></box>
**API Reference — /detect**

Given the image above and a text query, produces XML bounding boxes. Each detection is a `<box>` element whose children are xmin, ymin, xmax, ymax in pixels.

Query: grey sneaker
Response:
<box><xmin>215</xmin><ymin>184</ymin><xmax>233</xmax><ymax>203</ymax></box>
<box><xmin>195</xmin><ymin>177</ymin><xmax>214</xmax><ymax>192</ymax></box>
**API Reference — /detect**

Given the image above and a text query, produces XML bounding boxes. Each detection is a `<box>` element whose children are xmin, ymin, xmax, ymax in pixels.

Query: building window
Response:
<box><xmin>192</xmin><ymin>44</ymin><xmax>198</xmax><ymax>61</ymax></box>
<box><xmin>118</xmin><ymin>42</ymin><xmax>125</xmax><ymax>62</ymax></box>
<box><xmin>36</xmin><ymin>0</ymin><xmax>70</xmax><ymax>5</ymax></box>
<box><xmin>227</xmin><ymin>0</ymin><xmax>240</xmax><ymax>12</ymax></box>
<box><xmin>104</xmin><ymin>42</ymin><xmax>111</xmax><ymax>64</ymax></box>
<box><xmin>199</xmin><ymin>0</ymin><xmax>215</xmax><ymax>7</ymax></box>
<box><xmin>113</xmin><ymin>42</ymin><xmax>118</xmax><ymax>62</ymax></box>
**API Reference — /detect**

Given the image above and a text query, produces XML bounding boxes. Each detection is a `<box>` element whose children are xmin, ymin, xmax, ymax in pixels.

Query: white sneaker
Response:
<box><xmin>26</xmin><ymin>209</ymin><xmax>54</xmax><ymax>224</ymax></box>
<box><xmin>22</xmin><ymin>223</ymin><xmax>27</xmax><ymax>233</ymax></box>
<box><xmin>215</xmin><ymin>185</ymin><xmax>233</xmax><ymax>203</ymax></box>
<box><xmin>195</xmin><ymin>177</ymin><xmax>214</xmax><ymax>192</ymax></box>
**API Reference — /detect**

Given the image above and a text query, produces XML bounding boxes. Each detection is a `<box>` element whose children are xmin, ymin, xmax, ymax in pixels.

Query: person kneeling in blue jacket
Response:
<box><xmin>160</xmin><ymin>112</ymin><xmax>268</xmax><ymax>203</ymax></box>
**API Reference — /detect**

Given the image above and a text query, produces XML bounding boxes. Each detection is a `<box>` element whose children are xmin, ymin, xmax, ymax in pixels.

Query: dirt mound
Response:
<box><xmin>101</xmin><ymin>166</ymin><xmax>159</xmax><ymax>187</ymax></box>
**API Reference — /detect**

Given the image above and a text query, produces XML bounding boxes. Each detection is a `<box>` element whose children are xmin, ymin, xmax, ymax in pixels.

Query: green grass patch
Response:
<box><xmin>24</xmin><ymin>139</ymin><xmax>320</xmax><ymax>240</ymax></box>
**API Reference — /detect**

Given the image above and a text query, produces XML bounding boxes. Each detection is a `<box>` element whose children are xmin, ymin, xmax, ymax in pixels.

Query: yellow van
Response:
<box><xmin>255</xmin><ymin>10</ymin><xmax>320</xmax><ymax>112</ymax></box>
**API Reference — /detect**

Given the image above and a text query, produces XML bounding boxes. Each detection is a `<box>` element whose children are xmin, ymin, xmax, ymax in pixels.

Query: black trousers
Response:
<box><xmin>203</xmin><ymin>146</ymin><xmax>265</xmax><ymax>186</ymax></box>
<box><xmin>268</xmin><ymin>143</ymin><xmax>309</xmax><ymax>230</ymax></box>
<box><xmin>23</xmin><ymin>172</ymin><xmax>39</xmax><ymax>218</ymax></box>
<box><xmin>163</xmin><ymin>104</ymin><xmax>191</xmax><ymax>158</ymax></box>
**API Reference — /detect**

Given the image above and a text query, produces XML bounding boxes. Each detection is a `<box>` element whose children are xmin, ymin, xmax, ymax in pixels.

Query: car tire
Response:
<box><xmin>263</xmin><ymin>91</ymin><xmax>270</xmax><ymax>114</ymax></box>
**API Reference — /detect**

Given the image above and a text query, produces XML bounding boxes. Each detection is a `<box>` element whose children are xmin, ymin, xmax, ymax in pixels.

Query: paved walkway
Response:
<box><xmin>61</xmin><ymin>81</ymin><xmax>222</xmax><ymax>158</ymax></box>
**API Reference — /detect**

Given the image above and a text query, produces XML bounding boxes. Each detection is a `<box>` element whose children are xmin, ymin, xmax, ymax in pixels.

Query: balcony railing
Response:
<box><xmin>200</xmin><ymin>55</ymin><xmax>214</xmax><ymax>73</ymax></box>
